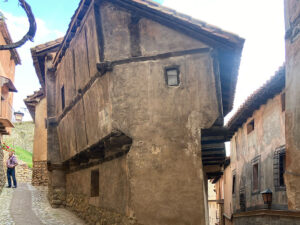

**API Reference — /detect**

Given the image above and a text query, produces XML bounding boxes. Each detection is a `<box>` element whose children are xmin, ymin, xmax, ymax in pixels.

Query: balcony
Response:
<box><xmin>0</xmin><ymin>99</ymin><xmax>14</xmax><ymax>135</ymax></box>
<box><xmin>0</xmin><ymin>76</ymin><xmax>16</xmax><ymax>135</ymax></box>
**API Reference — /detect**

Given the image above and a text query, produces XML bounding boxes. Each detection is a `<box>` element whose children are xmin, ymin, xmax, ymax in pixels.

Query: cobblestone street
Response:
<box><xmin>0</xmin><ymin>183</ymin><xmax>85</xmax><ymax>225</ymax></box>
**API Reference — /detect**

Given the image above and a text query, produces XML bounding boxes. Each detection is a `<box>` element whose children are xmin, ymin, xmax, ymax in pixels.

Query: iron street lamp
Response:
<box><xmin>261</xmin><ymin>188</ymin><xmax>272</xmax><ymax>209</ymax></box>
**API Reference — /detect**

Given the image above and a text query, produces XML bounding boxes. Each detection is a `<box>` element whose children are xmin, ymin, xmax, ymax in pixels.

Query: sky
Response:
<box><xmin>0</xmin><ymin>0</ymin><xmax>285</xmax><ymax>122</ymax></box>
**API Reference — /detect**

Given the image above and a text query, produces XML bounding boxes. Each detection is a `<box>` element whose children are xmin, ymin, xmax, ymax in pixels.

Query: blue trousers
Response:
<box><xmin>7</xmin><ymin>168</ymin><xmax>17</xmax><ymax>187</ymax></box>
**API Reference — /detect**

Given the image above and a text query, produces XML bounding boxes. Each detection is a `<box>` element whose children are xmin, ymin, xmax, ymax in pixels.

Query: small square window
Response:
<box><xmin>165</xmin><ymin>67</ymin><xmax>180</xmax><ymax>86</ymax></box>
<box><xmin>247</xmin><ymin>120</ymin><xmax>254</xmax><ymax>134</ymax></box>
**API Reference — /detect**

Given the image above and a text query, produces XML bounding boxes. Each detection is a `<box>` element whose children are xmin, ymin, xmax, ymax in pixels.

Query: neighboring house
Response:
<box><xmin>33</xmin><ymin>0</ymin><xmax>244</xmax><ymax>224</ymax></box>
<box><xmin>208</xmin><ymin>180</ymin><xmax>219</xmax><ymax>225</ymax></box>
<box><xmin>284</xmin><ymin>0</ymin><xmax>300</xmax><ymax>211</ymax></box>
<box><xmin>226</xmin><ymin>67</ymin><xmax>300</xmax><ymax>224</ymax></box>
<box><xmin>24</xmin><ymin>89</ymin><xmax>47</xmax><ymax>186</ymax></box>
<box><xmin>212</xmin><ymin>158</ymin><xmax>232</xmax><ymax>225</ymax></box>
<box><xmin>24</xmin><ymin>38</ymin><xmax>62</xmax><ymax>186</ymax></box>
<box><xmin>0</xmin><ymin>20</ymin><xmax>21</xmax><ymax>192</ymax></box>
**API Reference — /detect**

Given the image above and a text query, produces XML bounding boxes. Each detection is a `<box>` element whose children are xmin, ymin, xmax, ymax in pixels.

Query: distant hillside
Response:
<box><xmin>4</xmin><ymin>121</ymin><xmax>35</xmax><ymax>153</ymax></box>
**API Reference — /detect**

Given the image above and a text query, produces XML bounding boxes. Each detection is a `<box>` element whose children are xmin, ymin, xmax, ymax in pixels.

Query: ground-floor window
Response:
<box><xmin>274</xmin><ymin>146</ymin><xmax>286</xmax><ymax>191</ymax></box>
<box><xmin>91</xmin><ymin>169</ymin><xmax>99</xmax><ymax>197</ymax></box>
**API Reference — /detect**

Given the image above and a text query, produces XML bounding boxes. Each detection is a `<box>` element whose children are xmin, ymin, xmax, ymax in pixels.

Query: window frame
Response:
<box><xmin>90</xmin><ymin>169</ymin><xmax>100</xmax><ymax>197</ymax></box>
<box><xmin>164</xmin><ymin>66</ymin><xmax>180</xmax><ymax>87</ymax></box>
<box><xmin>61</xmin><ymin>85</ymin><xmax>65</xmax><ymax>110</ymax></box>
<box><xmin>251</xmin><ymin>155</ymin><xmax>261</xmax><ymax>195</ymax></box>
<box><xmin>232</xmin><ymin>170</ymin><xmax>236</xmax><ymax>195</ymax></box>
<box><xmin>274</xmin><ymin>146</ymin><xmax>286</xmax><ymax>191</ymax></box>
<box><xmin>247</xmin><ymin>120</ymin><xmax>255</xmax><ymax>134</ymax></box>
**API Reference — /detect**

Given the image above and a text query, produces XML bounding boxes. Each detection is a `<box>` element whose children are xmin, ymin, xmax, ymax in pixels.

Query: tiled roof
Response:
<box><xmin>227</xmin><ymin>65</ymin><xmax>285</xmax><ymax>132</ymax></box>
<box><xmin>31</xmin><ymin>37</ymin><xmax>63</xmax><ymax>54</ymax></box>
<box><xmin>31</xmin><ymin>38</ymin><xmax>63</xmax><ymax>88</ymax></box>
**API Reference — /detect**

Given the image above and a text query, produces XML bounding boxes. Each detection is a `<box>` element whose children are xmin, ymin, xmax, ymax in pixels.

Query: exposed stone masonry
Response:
<box><xmin>32</xmin><ymin>160</ymin><xmax>48</xmax><ymax>186</ymax></box>
<box><xmin>66</xmin><ymin>192</ymin><xmax>141</xmax><ymax>225</ymax></box>
<box><xmin>0</xmin><ymin>150</ymin><xmax>5</xmax><ymax>193</ymax></box>
<box><xmin>48</xmin><ymin>186</ymin><xmax>66</xmax><ymax>208</ymax></box>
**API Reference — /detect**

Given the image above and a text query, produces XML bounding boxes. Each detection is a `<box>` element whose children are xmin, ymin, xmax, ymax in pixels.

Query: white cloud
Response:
<box><xmin>163</xmin><ymin>0</ymin><xmax>285</xmax><ymax>120</ymax></box>
<box><xmin>3</xmin><ymin>11</ymin><xmax>64</xmax><ymax>121</ymax></box>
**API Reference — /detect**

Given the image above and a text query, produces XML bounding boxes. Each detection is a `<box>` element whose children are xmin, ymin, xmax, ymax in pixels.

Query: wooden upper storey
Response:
<box><xmin>53</xmin><ymin>0</ymin><xmax>244</xmax><ymax>117</ymax></box>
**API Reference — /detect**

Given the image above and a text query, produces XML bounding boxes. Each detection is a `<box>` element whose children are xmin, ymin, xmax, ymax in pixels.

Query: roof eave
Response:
<box><xmin>227</xmin><ymin>65</ymin><xmax>285</xmax><ymax>133</ymax></box>
<box><xmin>53</xmin><ymin>0</ymin><xmax>245</xmax><ymax>67</ymax></box>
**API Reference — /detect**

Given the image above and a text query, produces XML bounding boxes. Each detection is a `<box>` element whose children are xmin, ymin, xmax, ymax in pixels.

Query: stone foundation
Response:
<box><xmin>0</xmin><ymin>150</ymin><xmax>4</xmax><ymax>193</ymax></box>
<box><xmin>32</xmin><ymin>160</ymin><xmax>48</xmax><ymax>186</ymax></box>
<box><xmin>47</xmin><ymin>186</ymin><xmax>66</xmax><ymax>208</ymax></box>
<box><xmin>66</xmin><ymin>192</ymin><xmax>141</xmax><ymax>225</ymax></box>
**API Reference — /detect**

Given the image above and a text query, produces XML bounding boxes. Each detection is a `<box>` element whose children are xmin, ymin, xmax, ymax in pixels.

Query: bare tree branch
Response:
<box><xmin>0</xmin><ymin>0</ymin><xmax>36</xmax><ymax>50</ymax></box>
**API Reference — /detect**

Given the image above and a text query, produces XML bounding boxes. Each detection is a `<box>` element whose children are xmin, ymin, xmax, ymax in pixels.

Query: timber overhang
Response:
<box><xmin>61</xmin><ymin>130</ymin><xmax>132</xmax><ymax>173</ymax></box>
<box><xmin>0</xmin><ymin>76</ymin><xmax>17</xmax><ymax>92</ymax></box>
<box><xmin>202</xmin><ymin>126</ymin><xmax>233</xmax><ymax>179</ymax></box>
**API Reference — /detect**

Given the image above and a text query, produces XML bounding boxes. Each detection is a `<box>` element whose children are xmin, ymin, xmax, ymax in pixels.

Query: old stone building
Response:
<box><xmin>212</xmin><ymin>158</ymin><xmax>232</xmax><ymax>225</ymax></box>
<box><xmin>208</xmin><ymin>180</ymin><xmax>219</xmax><ymax>225</ymax></box>
<box><xmin>284</xmin><ymin>0</ymin><xmax>300</xmax><ymax>211</ymax></box>
<box><xmin>24</xmin><ymin>89</ymin><xmax>48</xmax><ymax>186</ymax></box>
<box><xmin>32</xmin><ymin>0</ymin><xmax>244</xmax><ymax>224</ymax></box>
<box><xmin>0</xmin><ymin>20</ymin><xmax>20</xmax><ymax>193</ymax></box>
<box><xmin>24</xmin><ymin>38</ymin><xmax>62</xmax><ymax>186</ymax></box>
<box><xmin>226</xmin><ymin>67</ymin><xmax>300</xmax><ymax>224</ymax></box>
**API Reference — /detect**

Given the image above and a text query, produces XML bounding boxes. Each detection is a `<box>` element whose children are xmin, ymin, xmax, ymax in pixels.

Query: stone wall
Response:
<box><xmin>0</xmin><ymin>149</ymin><xmax>5</xmax><ymax>192</ymax></box>
<box><xmin>32</xmin><ymin>160</ymin><xmax>48</xmax><ymax>186</ymax></box>
<box><xmin>230</xmin><ymin>92</ymin><xmax>286</xmax><ymax>212</ymax></box>
<box><xmin>233</xmin><ymin>213</ymin><xmax>300</xmax><ymax>225</ymax></box>
<box><xmin>3</xmin><ymin>151</ymin><xmax>32</xmax><ymax>184</ymax></box>
<box><xmin>3</xmin><ymin>122</ymin><xmax>34</xmax><ymax>153</ymax></box>
<box><xmin>66</xmin><ymin>192</ymin><xmax>141</xmax><ymax>225</ymax></box>
<box><xmin>284</xmin><ymin>0</ymin><xmax>300</xmax><ymax>210</ymax></box>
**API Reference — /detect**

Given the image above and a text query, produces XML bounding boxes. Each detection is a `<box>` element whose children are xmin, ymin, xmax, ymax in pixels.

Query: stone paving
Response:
<box><xmin>0</xmin><ymin>183</ymin><xmax>85</xmax><ymax>225</ymax></box>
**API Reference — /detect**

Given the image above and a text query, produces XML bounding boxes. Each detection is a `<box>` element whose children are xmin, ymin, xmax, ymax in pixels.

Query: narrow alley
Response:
<box><xmin>0</xmin><ymin>184</ymin><xmax>84</xmax><ymax>225</ymax></box>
